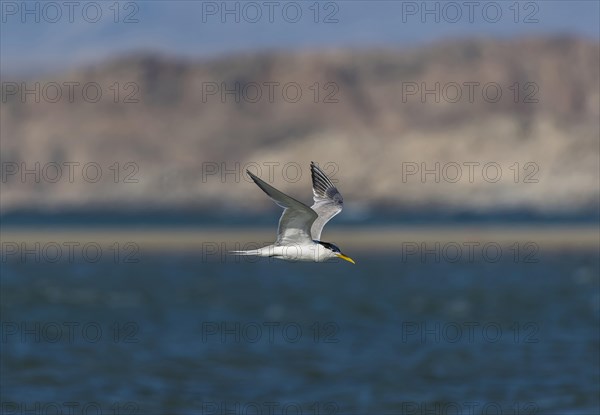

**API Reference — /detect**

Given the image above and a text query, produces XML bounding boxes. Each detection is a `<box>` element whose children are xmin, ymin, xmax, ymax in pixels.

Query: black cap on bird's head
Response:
<box><xmin>316</xmin><ymin>241</ymin><xmax>356</xmax><ymax>264</ymax></box>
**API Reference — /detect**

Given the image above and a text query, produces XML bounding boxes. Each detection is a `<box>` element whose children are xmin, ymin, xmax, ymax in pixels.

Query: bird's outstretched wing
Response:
<box><xmin>310</xmin><ymin>162</ymin><xmax>343</xmax><ymax>241</ymax></box>
<box><xmin>247</xmin><ymin>171</ymin><xmax>318</xmax><ymax>245</ymax></box>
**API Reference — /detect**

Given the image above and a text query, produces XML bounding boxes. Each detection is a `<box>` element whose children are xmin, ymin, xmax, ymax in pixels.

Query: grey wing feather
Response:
<box><xmin>309</xmin><ymin>162</ymin><xmax>343</xmax><ymax>241</ymax></box>
<box><xmin>247</xmin><ymin>171</ymin><xmax>318</xmax><ymax>245</ymax></box>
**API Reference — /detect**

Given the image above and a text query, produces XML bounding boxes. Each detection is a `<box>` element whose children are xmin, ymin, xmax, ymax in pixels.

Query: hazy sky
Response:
<box><xmin>1</xmin><ymin>0</ymin><xmax>599</xmax><ymax>76</ymax></box>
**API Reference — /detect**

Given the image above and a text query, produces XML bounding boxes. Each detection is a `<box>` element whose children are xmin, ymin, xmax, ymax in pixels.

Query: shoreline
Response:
<box><xmin>2</xmin><ymin>225</ymin><xmax>598</xmax><ymax>251</ymax></box>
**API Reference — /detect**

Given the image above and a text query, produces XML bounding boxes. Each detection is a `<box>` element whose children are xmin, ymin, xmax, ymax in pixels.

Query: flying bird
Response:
<box><xmin>232</xmin><ymin>162</ymin><xmax>355</xmax><ymax>264</ymax></box>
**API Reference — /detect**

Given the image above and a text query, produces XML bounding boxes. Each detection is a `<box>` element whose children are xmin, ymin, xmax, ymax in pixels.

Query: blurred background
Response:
<box><xmin>1</xmin><ymin>1</ymin><xmax>599</xmax><ymax>413</ymax></box>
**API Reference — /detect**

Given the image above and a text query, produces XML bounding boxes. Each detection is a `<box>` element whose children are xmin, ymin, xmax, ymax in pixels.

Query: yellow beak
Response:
<box><xmin>337</xmin><ymin>254</ymin><xmax>356</xmax><ymax>264</ymax></box>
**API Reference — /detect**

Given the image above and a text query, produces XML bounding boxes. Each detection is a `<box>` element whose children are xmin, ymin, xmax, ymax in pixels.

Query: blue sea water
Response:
<box><xmin>1</xmin><ymin>249</ymin><xmax>598</xmax><ymax>414</ymax></box>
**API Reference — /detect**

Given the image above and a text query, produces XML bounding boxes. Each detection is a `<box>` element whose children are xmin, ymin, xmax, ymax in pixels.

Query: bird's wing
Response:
<box><xmin>309</xmin><ymin>162</ymin><xmax>343</xmax><ymax>241</ymax></box>
<box><xmin>247</xmin><ymin>171</ymin><xmax>318</xmax><ymax>245</ymax></box>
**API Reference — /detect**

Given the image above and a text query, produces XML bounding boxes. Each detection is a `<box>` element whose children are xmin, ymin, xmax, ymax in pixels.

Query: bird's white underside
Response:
<box><xmin>231</xmin><ymin>243</ymin><xmax>338</xmax><ymax>262</ymax></box>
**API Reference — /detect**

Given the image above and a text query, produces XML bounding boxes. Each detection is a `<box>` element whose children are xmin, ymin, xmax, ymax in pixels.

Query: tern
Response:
<box><xmin>232</xmin><ymin>162</ymin><xmax>355</xmax><ymax>264</ymax></box>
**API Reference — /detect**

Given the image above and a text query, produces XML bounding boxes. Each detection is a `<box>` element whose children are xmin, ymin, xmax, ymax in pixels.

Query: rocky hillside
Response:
<box><xmin>1</xmin><ymin>36</ymin><xmax>598</xmax><ymax>217</ymax></box>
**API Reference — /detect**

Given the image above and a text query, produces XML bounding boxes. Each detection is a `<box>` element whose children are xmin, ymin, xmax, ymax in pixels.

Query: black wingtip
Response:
<box><xmin>310</xmin><ymin>162</ymin><xmax>341</xmax><ymax>203</ymax></box>
<box><xmin>310</xmin><ymin>161</ymin><xmax>321</xmax><ymax>173</ymax></box>
<box><xmin>310</xmin><ymin>162</ymin><xmax>324</xmax><ymax>178</ymax></box>
<box><xmin>246</xmin><ymin>170</ymin><xmax>258</xmax><ymax>181</ymax></box>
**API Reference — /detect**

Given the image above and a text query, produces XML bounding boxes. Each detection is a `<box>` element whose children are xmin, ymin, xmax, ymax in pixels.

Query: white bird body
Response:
<box><xmin>232</xmin><ymin>242</ymin><xmax>338</xmax><ymax>262</ymax></box>
<box><xmin>232</xmin><ymin>162</ymin><xmax>355</xmax><ymax>264</ymax></box>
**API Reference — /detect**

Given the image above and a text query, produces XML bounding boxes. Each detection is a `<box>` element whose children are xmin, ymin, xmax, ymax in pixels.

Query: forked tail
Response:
<box><xmin>229</xmin><ymin>249</ymin><xmax>263</xmax><ymax>256</ymax></box>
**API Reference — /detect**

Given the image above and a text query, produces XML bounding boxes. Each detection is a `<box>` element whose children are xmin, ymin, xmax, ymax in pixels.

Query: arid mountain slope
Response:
<box><xmin>1</xmin><ymin>37</ymin><xmax>598</xmax><ymax>216</ymax></box>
